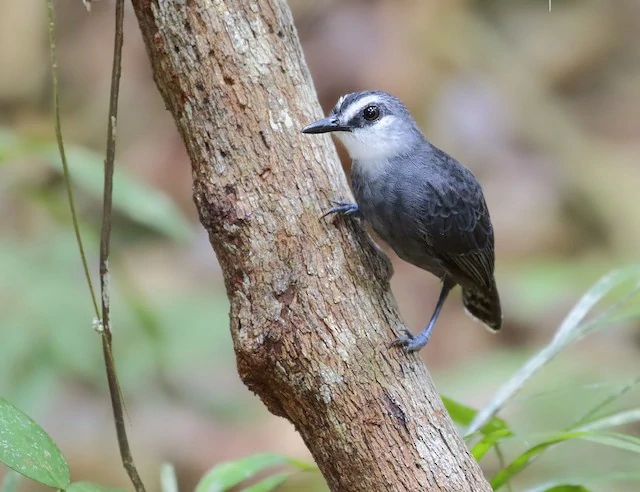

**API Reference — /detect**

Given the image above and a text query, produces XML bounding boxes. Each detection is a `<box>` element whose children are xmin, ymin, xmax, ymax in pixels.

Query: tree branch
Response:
<box><xmin>101</xmin><ymin>1</ymin><xmax>146</xmax><ymax>490</ymax></box>
<box><xmin>130</xmin><ymin>1</ymin><xmax>490</xmax><ymax>490</ymax></box>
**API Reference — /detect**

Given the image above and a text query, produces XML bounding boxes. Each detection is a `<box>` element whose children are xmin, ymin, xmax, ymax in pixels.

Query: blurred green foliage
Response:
<box><xmin>1</xmin><ymin>395</ymin><xmax>315</xmax><ymax>491</ymax></box>
<box><xmin>2</xmin><ymin>230</ymin><xmax>640</xmax><ymax>492</ymax></box>
<box><xmin>1</xmin><ymin>127</ymin><xmax>640</xmax><ymax>490</ymax></box>
<box><xmin>0</xmin><ymin>129</ymin><xmax>193</xmax><ymax>241</ymax></box>
<box><xmin>195</xmin><ymin>453</ymin><xmax>317</xmax><ymax>492</ymax></box>
<box><xmin>2</xmin><ymin>0</ymin><xmax>640</xmax><ymax>490</ymax></box>
<box><xmin>0</xmin><ymin>129</ymin><xmax>237</xmax><ymax>418</ymax></box>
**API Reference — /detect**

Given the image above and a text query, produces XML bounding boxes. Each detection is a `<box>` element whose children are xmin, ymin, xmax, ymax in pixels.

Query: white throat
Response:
<box><xmin>335</xmin><ymin>117</ymin><xmax>411</xmax><ymax>161</ymax></box>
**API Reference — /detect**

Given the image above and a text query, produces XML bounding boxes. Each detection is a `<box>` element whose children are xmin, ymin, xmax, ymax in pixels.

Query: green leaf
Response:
<box><xmin>576</xmin><ymin>408</ymin><xmax>640</xmax><ymax>432</ymax></box>
<box><xmin>242</xmin><ymin>472</ymin><xmax>292</xmax><ymax>491</ymax></box>
<box><xmin>443</xmin><ymin>396</ymin><xmax>513</xmax><ymax>463</ymax></box>
<box><xmin>516</xmin><ymin>380</ymin><xmax>634</xmax><ymax>404</ymax></box>
<box><xmin>441</xmin><ymin>396</ymin><xmax>510</xmax><ymax>437</ymax></box>
<box><xmin>580</xmin><ymin>431</ymin><xmax>640</xmax><ymax>454</ymax></box>
<box><xmin>526</xmin><ymin>472</ymin><xmax>640</xmax><ymax>492</ymax></box>
<box><xmin>0</xmin><ymin>398</ymin><xmax>70</xmax><ymax>488</ymax></box>
<box><xmin>570</xmin><ymin>376</ymin><xmax>640</xmax><ymax>429</ymax></box>
<box><xmin>67</xmin><ymin>482</ymin><xmax>127</xmax><ymax>492</ymax></box>
<box><xmin>195</xmin><ymin>453</ymin><xmax>315</xmax><ymax>492</ymax></box>
<box><xmin>470</xmin><ymin>429</ymin><xmax>512</xmax><ymax>461</ymax></box>
<box><xmin>490</xmin><ymin>431</ymin><xmax>586</xmax><ymax>490</ymax></box>
<box><xmin>491</xmin><ymin>430</ymin><xmax>640</xmax><ymax>490</ymax></box>
<box><xmin>469</xmin><ymin>266</ymin><xmax>640</xmax><ymax>435</ymax></box>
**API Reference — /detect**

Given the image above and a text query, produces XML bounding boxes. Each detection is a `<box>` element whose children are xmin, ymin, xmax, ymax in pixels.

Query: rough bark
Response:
<box><xmin>130</xmin><ymin>1</ymin><xmax>491</xmax><ymax>491</ymax></box>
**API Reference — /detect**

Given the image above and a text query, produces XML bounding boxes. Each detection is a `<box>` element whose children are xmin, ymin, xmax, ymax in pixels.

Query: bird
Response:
<box><xmin>301</xmin><ymin>90</ymin><xmax>502</xmax><ymax>352</ymax></box>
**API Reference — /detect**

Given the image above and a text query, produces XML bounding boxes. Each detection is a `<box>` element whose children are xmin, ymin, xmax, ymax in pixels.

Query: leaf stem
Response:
<box><xmin>99</xmin><ymin>1</ymin><xmax>146</xmax><ymax>491</ymax></box>
<box><xmin>46</xmin><ymin>0</ymin><xmax>100</xmax><ymax>319</ymax></box>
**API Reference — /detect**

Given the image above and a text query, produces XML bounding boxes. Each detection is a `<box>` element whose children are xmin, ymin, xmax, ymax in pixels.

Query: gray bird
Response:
<box><xmin>302</xmin><ymin>90</ymin><xmax>502</xmax><ymax>352</ymax></box>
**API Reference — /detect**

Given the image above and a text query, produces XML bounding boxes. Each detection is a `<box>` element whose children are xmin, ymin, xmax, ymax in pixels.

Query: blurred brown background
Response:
<box><xmin>1</xmin><ymin>0</ymin><xmax>640</xmax><ymax>490</ymax></box>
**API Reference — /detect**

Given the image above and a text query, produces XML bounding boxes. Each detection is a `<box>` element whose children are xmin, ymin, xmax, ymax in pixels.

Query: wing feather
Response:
<box><xmin>418</xmin><ymin>156</ymin><xmax>495</xmax><ymax>288</ymax></box>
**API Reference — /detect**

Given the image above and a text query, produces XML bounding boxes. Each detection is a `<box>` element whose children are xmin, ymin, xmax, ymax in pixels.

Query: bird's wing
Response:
<box><xmin>419</xmin><ymin>164</ymin><xmax>495</xmax><ymax>288</ymax></box>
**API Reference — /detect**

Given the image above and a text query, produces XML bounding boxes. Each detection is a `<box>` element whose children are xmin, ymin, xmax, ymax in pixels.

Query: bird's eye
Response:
<box><xmin>363</xmin><ymin>105</ymin><xmax>380</xmax><ymax>121</ymax></box>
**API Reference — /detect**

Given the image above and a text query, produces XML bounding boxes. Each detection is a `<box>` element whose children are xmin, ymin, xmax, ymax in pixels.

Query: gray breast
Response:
<box><xmin>351</xmin><ymin>159</ymin><xmax>446</xmax><ymax>277</ymax></box>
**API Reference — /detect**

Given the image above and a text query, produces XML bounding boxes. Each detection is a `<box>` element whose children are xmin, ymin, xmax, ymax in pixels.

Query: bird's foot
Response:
<box><xmin>390</xmin><ymin>329</ymin><xmax>429</xmax><ymax>353</ymax></box>
<box><xmin>321</xmin><ymin>200</ymin><xmax>362</xmax><ymax>220</ymax></box>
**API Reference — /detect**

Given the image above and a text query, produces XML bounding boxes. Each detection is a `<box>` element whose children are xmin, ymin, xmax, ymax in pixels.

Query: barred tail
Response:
<box><xmin>462</xmin><ymin>280</ymin><xmax>502</xmax><ymax>331</ymax></box>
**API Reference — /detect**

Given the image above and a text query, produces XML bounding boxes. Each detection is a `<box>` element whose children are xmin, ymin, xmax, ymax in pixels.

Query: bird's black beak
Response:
<box><xmin>301</xmin><ymin>116</ymin><xmax>351</xmax><ymax>134</ymax></box>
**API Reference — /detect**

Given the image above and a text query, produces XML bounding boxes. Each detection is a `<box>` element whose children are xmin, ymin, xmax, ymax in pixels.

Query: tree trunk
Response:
<box><xmin>130</xmin><ymin>1</ymin><xmax>491</xmax><ymax>490</ymax></box>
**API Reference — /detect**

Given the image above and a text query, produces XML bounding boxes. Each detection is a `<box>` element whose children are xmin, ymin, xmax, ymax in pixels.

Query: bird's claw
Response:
<box><xmin>321</xmin><ymin>200</ymin><xmax>361</xmax><ymax>220</ymax></box>
<box><xmin>390</xmin><ymin>329</ymin><xmax>428</xmax><ymax>353</ymax></box>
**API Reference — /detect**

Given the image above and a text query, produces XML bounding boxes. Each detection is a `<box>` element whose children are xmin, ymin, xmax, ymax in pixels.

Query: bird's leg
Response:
<box><xmin>321</xmin><ymin>200</ymin><xmax>362</xmax><ymax>220</ymax></box>
<box><xmin>391</xmin><ymin>278</ymin><xmax>455</xmax><ymax>353</ymax></box>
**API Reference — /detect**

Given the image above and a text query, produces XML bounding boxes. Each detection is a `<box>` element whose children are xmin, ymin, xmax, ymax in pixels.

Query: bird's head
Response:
<box><xmin>301</xmin><ymin>91</ymin><xmax>423</xmax><ymax>161</ymax></box>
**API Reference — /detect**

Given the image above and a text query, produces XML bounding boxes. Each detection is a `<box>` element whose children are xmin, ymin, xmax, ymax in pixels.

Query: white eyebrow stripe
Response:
<box><xmin>341</xmin><ymin>94</ymin><xmax>381</xmax><ymax>123</ymax></box>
